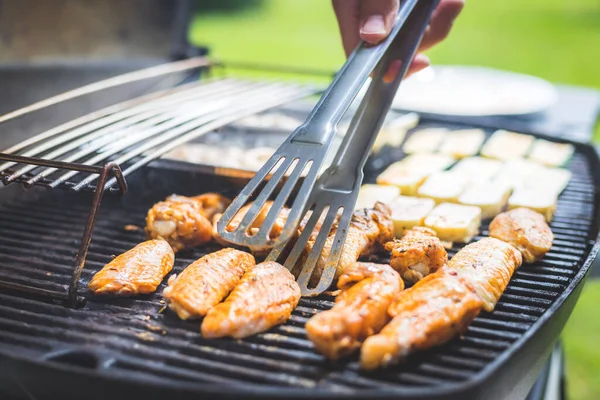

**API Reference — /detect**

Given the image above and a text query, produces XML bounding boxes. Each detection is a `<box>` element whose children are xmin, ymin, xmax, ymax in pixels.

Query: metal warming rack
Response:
<box><xmin>0</xmin><ymin>57</ymin><xmax>320</xmax><ymax>306</ymax></box>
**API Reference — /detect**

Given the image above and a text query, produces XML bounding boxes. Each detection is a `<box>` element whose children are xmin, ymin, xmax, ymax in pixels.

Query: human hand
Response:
<box><xmin>332</xmin><ymin>0</ymin><xmax>465</xmax><ymax>76</ymax></box>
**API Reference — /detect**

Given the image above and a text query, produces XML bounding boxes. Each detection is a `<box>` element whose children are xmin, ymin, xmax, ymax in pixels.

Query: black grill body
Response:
<box><xmin>0</xmin><ymin>122</ymin><xmax>598</xmax><ymax>400</ymax></box>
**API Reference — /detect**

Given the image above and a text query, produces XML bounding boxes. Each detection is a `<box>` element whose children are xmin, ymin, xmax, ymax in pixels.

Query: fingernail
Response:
<box><xmin>415</xmin><ymin>54</ymin><xmax>430</xmax><ymax>64</ymax></box>
<box><xmin>360</xmin><ymin>15</ymin><xmax>386</xmax><ymax>36</ymax></box>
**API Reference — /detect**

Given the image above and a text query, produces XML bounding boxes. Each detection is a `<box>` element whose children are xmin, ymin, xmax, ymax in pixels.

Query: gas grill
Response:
<box><xmin>0</xmin><ymin>107</ymin><xmax>598</xmax><ymax>399</ymax></box>
<box><xmin>0</xmin><ymin>1</ymin><xmax>599</xmax><ymax>400</ymax></box>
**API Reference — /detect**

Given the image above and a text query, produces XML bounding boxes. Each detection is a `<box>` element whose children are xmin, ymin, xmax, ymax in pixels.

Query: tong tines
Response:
<box><xmin>218</xmin><ymin>0</ymin><xmax>440</xmax><ymax>296</ymax></box>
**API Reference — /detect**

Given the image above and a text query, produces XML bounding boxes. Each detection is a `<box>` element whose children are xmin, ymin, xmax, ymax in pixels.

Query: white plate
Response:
<box><xmin>390</xmin><ymin>66</ymin><xmax>558</xmax><ymax>116</ymax></box>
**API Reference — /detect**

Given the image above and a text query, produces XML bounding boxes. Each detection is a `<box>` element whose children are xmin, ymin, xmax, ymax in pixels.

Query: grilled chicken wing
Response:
<box><xmin>305</xmin><ymin>262</ymin><xmax>403</xmax><ymax>359</ymax></box>
<box><xmin>384</xmin><ymin>227</ymin><xmax>448</xmax><ymax>283</ymax></box>
<box><xmin>193</xmin><ymin>193</ymin><xmax>232</xmax><ymax>218</ymax></box>
<box><xmin>201</xmin><ymin>261</ymin><xmax>301</xmax><ymax>338</ymax></box>
<box><xmin>212</xmin><ymin>201</ymin><xmax>290</xmax><ymax>257</ymax></box>
<box><xmin>306</xmin><ymin>202</ymin><xmax>394</xmax><ymax>285</ymax></box>
<box><xmin>146</xmin><ymin>193</ymin><xmax>230</xmax><ymax>252</ymax></box>
<box><xmin>162</xmin><ymin>248</ymin><xmax>255</xmax><ymax>320</ymax></box>
<box><xmin>361</xmin><ymin>236</ymin><xmax>522</xmax><ymax>369</ymax></box>
<box><xmin>89</xmin><ymin>240</ymin><xmax>174</xmax><ymax>296</ymax></box>
<box><xmin>361</xmin><ymin>274</ymin><xmax>481</xmax><ymax>370</ymax></box>
<box><xmin>489</xmin><ymin>208</ymin><xmax>553</xmax><ymax>263</ymax></box>
<box><xmin>443</xmin><ymin>237</ymin><xmax>522</xmax><ymax>312</ymax></box>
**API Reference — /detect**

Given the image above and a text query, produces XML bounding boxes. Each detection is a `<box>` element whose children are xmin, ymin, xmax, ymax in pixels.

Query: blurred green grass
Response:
<box><xmin>563</xmin><ymin>280</ymin><xmax>600</xmax><ymax>400</ymax></box>
<box><xmin>189</xmin><ymin>0</ymin><xmax>599</xmax><ymax>139</ymax></box>
<box><xmin>190</xmin><ymin>3</ymin><xmax>600</xmax><ymax>398</ymax></box>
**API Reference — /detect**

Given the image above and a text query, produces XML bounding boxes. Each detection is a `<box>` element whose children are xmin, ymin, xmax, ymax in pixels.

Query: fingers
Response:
<box><xmin>332</xmin><ymin>0</ymin><xmax>361</xmax><ymax>57</ymax></box>
<box><xmin>419</xmin><ymin>0</ymin><xmax>465</xmax><ymax>52</ymax></box>
<box><xmin>359</xmin><ymin>0</ymin><xmax>400</xmax><ymax>45</ymax></box>
<box><xmin>406</xmin><ymin>54</ymin><xmax>431</xmax><ymax>77</ymax></box>
<box><xmin>381</xmin><ymin>54</ymin><xmax>430</xmax><ymax>83</ymax></box>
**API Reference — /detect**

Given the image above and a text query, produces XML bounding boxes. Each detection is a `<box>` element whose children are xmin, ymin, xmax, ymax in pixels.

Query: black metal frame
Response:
<box><xmin>0</xmin><ymin>155</ymin><xmax>128</xmax><ymax>307</ymax></box>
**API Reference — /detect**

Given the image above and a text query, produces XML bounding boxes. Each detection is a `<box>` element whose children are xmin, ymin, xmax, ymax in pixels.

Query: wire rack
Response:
<box><xmin>0</xmin><ymin>56</ymin><xmax>320</xmax><ymax>306</ymax></box>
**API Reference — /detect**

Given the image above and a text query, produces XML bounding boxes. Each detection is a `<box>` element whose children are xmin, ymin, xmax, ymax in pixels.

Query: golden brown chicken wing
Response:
<box><xmin>489</xmin><ymin>207</ymin><xmax>553</xmax><ymax>263</ymax></box>
<box><xmin>146</xmin><ymin>193</ymin><xmax>230</xmax><ymax>252</ymax></box>
<box><xmin>201</xmin><ymin>261</ymin><xmax>301</xmax><ymax>339</ymax></box>
<box><xmin>88</xmin><ymin>239</ymin><xmax>174</xmax><ymax>296</ymax></box>
<box><xmin>212</xmin><ymin>201</ymin><xmax>290</xmax><ymax>257</ymax></box>
<box><xmin>360</xmin><ymin>274</ymin><xmax>481</xmax><ymax>370</ymax></box>
<box><xmin>443</xmin><ymin>237</ymin><xmax>522</xmax><ymax>312</ymax></box>
<box><xmin>384</xmin><ymin>227</ymin><xmax>448</xmax><ymax>284</ymax></box>
<box><xmin>162</xmin><ymin>248</ymin><xmax>255</xmax><ymax>320</ymax></box>
<box><xmin>306</xmin><ymin>202</ymin><xmax>394</xmax><ymax>285</ymax></box>
<box><xmin>193</xmin><ymin>193</ymin><xmax>232</xmax><ymax>218</ymax></box>
<box><xmin>305</xmin><ymin>262</ymin><xmax>403</xmax><ymax>359</ymax></box>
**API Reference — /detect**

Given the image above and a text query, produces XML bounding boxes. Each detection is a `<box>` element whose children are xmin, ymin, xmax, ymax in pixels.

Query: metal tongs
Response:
<box><xmin>218</xmin><ymin>0</ymin><xmax>439</xmax><ymax>295</ymax></box>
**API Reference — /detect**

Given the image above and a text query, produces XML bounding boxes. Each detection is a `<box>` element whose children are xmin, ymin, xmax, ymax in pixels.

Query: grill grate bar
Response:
<box><xmin>0</xmin><ymin>123</ymin><xmax>597</xmax><ymax>395</ymax></box>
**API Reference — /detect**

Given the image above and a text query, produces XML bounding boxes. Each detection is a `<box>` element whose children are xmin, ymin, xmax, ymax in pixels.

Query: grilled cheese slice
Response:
<box><xmin>377</xmin><ymin>154</ymin><xmax>456</xmax><ymax>195</ymax></box>
<box><xmin>528</xmin><ymin>139</ymin><xmax>574</xmax><ymax>167</ymax></box>
<box><xmin>372</xmin><ymin>113</ymin><xmax>419</xmax><ymax>153</ymax></box>
<box><xmin>417</xmin><ymin>171</ymin><xmax>470</xmax><ymax>204</ymax></box>
<box><xmin>524</xmin><ymin>167</ymin><xmax>572</xmax><ymax>196</ymax></box>
<box><xmin>402</xmin><ymin>128</ymin><xmax>448</xmax><ymax>154</ymax></box>
<box><xmin>450</xmin><ymin>156</ymin><xmax>503</xmax><ymax>184</ymax></box>
<box><xmin>355</xmin><ymin>184</ymin><xmax>401</xmax><ymax>210</ymax></box>
<box><xmin>492</xmin><ymin>159</ymin><xmax>544</xmax><ymax>190</ymax></box>
<box><xmin>458</xmin><ymin>181</ymin><xmax>512</xmax><ymax>219</ymax></box>
<box><xmin>480</xmin><ymin>130</ymin><xmax>535</xmax><ymax>161</ymax></box>
<box><xmin>438</xmin><ymin>129</ymin><xmax>485</xmax><ymax>159</ymax></box>
<box><xmin>424</xmin><ymin>203</ymin><xmax>482</xmax><ymax>243</ymax></box>
<box><xmin>388</xmin><ymin>196</ymin><xmax>436</xmax><ymax>237</ymax></box>
<box><xmin>508</xmin><ymin>188</ymin><xmax>557</xmax><ymax>222</ymax></box>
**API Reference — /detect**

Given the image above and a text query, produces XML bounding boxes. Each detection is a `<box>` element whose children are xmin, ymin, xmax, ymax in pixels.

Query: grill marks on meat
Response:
<box><xmin>146</xmin><ymin>193</ymin><xmax>231</xmax><ymax>252</ymax></box>
<box><xmin>88</xmin><ymin>240</ymin><xmax>174</xmax><ymax>296</ymax></box>
<box><xmin>163</xmin><ymin>248</ymin><xmax>255</xmax><ymax>320</ymax></box>
<box><xmin>305</xmin><ymin>202</ymin><xmax>394</xmax><ymax>285</ymax></box>
<box><xmin>385</xmin><ymin>227</ymin><xmax>448</xmax><ymax>284</ymax></box>
<box><xmin>443</xmin><ymin>237</ymin><xmax>523</xmax><ymax>312</ymax></box>
<box><xmin>201</xmin><ymin>261</ymin><xmax>301</xmax><ymax>339</ymax></box>
<box><xmin>361</xmin><ymin>274</ymin><xmax>481</xmax><ymax>370</ymax></box>
<box><xmin>489</xmin><ymin>208</ymin><xmax>553</xmax><ymax>263</ymax></box>
<box><xmin>360</xmin><ymin>237</ymin><xmax>522</xmax><ymax>369</ymax></box>
<box><xmin>306</xmin><ymin>262</ymin><xmax>403</xmax><ymax>360</ymax></box>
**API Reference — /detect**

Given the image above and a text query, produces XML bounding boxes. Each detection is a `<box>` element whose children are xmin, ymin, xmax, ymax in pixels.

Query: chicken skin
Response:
<box><xmin>305</xmin><ymin>262</ymin><xmax>403</xmax><ymax>359</ymax></box>
<box><xmin>361</xmin><ymin>274</ymin><xmax>481</xmax><ymax>370</ymax></box>
<box><xmin>489</xmin><ymin>208</ymin><xmax>553</xmax><ymax>263</ymax></box>
<box><xmin>360</xmin><ymin>236</ymin><xmax>522</xmax><ymax>370</ymax></box>
<box><xmin>385</xmin><ymin>227</ymin><xmax>448</xmax><ymax>284</ymax></box>
<box><xmin>146</xmin><ymin>193</ymin><xmax>230</xmax><ymax>252</ymax></box>
<box><xmin>443</xmin><ymin>237</ymin><xmax>522</xmax><ymax>312</ymax></box>
<box><xmin>201</xmin><ymin>261</ymin><xmax>301</xmax><ymax>339</ymax></box>
<box><xmin>306</xmin><ymin>202</ymin><xmax>394</xmax><ymax>285</ymax></box>
<box><xmin>89</xmin><ymin>240</ymin><xmax>174</xmax><ymax>296</ymax></box>
<box><xmin>162</xmin><ymin>248</ymin><xmax>255</xmax><ymax>320</ymax></box>
<box><xmin>212</xmin><ymin>201</ymin><xmax>290</xmax><ymax>257</ymax></box>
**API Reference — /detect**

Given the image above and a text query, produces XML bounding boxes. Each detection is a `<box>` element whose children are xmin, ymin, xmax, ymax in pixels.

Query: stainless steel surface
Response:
<box><xmin>0</xmin><ymin>56</ymin><xmax>318</xmax><ymax>193</ymax></box>
<box><xmin>216</xmin><ymin>0</ymin><xmax>425</xmax><ymax>259</ymax></box>
<box><xmin>267</xmin><ymin>0</ymin><xmax>439</xmax><ymax>295</ymax></box>
<box><xmin>0</xmin><ymin>57</ymin><xmax>210</xmax><ymax>126</ymax></box>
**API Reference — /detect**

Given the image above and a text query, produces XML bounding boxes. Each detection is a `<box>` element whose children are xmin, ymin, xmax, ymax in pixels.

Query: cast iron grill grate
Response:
<box><xmin>0</xmin><ymin>143</ymin><xmax>597</xmax><ymax>399</ymax></box>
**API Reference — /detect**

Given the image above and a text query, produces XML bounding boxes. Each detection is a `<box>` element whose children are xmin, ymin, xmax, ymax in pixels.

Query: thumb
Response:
<box><xmin>359</xmin><ymin>0</ymin><xmax>399</xmax><ymax>45</ymax></box>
